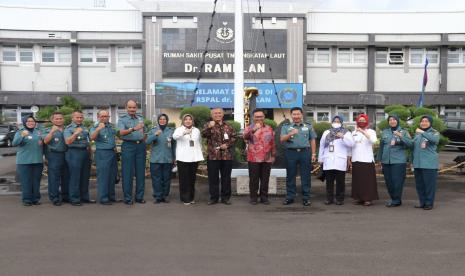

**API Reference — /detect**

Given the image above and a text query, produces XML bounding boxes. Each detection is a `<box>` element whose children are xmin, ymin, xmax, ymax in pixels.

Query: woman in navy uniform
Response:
<box><xmin>146</xmin><ymin>114</ymin><xmax>175</xmax><ymax>204</ymax></box>
<box><xmin>411</xmin><ymin>115</ymin><xmax>440</xmax><ymax>210</ymax></box>
<box><xmin>12</xmin><ymin>116</ymin><xmax>44</xmax><ymax>206</ymax></box>
<box><xmin>377</xmin><ymin>115</ymin><xmax>412</xmax><ymax>207</ymax></box>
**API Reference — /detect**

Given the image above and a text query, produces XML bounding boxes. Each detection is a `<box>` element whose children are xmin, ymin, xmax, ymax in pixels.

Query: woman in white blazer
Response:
<box><xmin>172</xmin><ymin>114</ymin><xmax>204</xmax><ymax>205</ymax></box>
<box><xmin>318</xmin><ymin>115</ymin><xmax>354</xmax><ymax>205</ymax></box>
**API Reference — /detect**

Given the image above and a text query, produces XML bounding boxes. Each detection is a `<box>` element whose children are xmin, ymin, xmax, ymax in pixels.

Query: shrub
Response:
<box><xmin>180</xmin><ymin>106</ymin><xmax>211</xmax><ymax>128</ymax></box>
<box><xmin>264</xmin><ymin>118</ymin><xmax>277</xmax><ymax>130</ymax></box>
<box><xmin>384</xmin><ymin>104</ymin><xmax>406</xmax><ymax>114</ymax></box>
<box><xmin>313</xmin><ymin>121</ymin><xmax>331</xmax><ymax>139</ymax></box>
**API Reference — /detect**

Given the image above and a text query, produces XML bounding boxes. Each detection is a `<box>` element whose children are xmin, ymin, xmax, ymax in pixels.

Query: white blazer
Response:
<box><xmin>318</xmin><ymin>130</ymin><xmax>354</xmax><ymax>171</ymax></box>
<box><xmin>349</xmin><ymin>128</ymin><xmax>377</xmax><ymax>163</ymax></box>
<box><xmin>173</xmin><ymin>126</ymin><xmax>204</xmax><ymax>163</ymax></box>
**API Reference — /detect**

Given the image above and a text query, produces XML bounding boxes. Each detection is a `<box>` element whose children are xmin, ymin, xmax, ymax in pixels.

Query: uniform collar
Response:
<box><xmin>292</xmin><ymin>122</ymin><xmax>303</xmax><ymax>127</ymax></box>
<box><xmin>70</xmin><ymin>122</ymin><xmax>81</xmax><ymax>128</ymax></box>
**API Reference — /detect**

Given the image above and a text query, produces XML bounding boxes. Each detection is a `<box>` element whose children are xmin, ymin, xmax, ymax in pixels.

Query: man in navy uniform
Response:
<box><xmin>64</xmin><ymin>110</ymin><xmax>94</xmax><ymax>206</ymax></box>
<box><xmin>90</xmin><ymin>109</ymin><xmax>118</xmax><ymax>205</ymax></box>
<box><xmin>280</xmin><ymin>107</ymin><xmax>317</xmax><ymax>206</ymax></box>
<box><xmin>43</xmin><ymin>112</ymin><xmax>68</xmax><ymax>206</ymax></box>
<box><xmin>118</xmin><ymin>100</ymin><xmax>146</xmax><ymax>205</ymax></box>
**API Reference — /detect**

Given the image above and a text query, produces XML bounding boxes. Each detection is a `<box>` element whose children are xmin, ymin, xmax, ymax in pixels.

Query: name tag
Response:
<box><xmin>421</xmin><ymin>140</ymin><xmax>427</xmax><ymax>149</ymax></box>
<box><xmin>390</xmin><ymin>138</ymin><xmax>396</xmax><ymax>146</ymax></box>
<box><xmin>224</xmin><ymin>133</ymin><xmax>229</xmax><ymax>140</ymax></box>
<box><xmin>329</xmin><ymin>144</ymin><xmax>334</xmax><ymax>152</ymax></box>
<box><xmin>302</xmin><ymin>127</ymin><xmax>308</xmax><ymax>131</ymax></box>
<box><xmin>189</xmin><ymin>140</ymin><xmax>194</xmax><ymax>147</ymax></box>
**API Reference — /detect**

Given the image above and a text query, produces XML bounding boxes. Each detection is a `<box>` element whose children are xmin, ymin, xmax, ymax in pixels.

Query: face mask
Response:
<box><xmin>357</xmin><ymin>122</ymin><xmax>368</xmax><ymax>128</ymax></box>
<box><xmin>332</xmin><ymin>123</ymin><xmax>341</xmax><ymax>129</ymax></box>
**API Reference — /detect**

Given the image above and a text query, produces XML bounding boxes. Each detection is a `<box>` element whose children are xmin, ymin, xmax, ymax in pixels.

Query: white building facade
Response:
<box><xmin>0</xmin><ymin>2</ymin><xmax>464</xmax><ymax>125</ymax></box>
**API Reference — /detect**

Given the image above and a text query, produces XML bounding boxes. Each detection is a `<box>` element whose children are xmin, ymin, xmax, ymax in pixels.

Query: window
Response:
<box><xmin>409</xmin><ymin>48</ymin><xmax>438</xmax><ymax>65</ymax></box>
<box><xmin>306</xmin><ymin>49</ymin><xmax>315</xmax><ymax>64</ymax></box>
<box><xmin>57</xmin><ymin>47</ymin><xmax>71</xmax><ymax>62</ymax></box>
<box><xmin>448</xmin><ymin>48</ymin><xmax>460</xmax><ymax>63</ymax></box>
<box><xmin>337</xmin><ymin>48</ymin><xmax>367</xmax><ymax>64</ymax></box>
<box><xmin>2</xmin><ymin>45</ymin><xmax>17</xmax><ymax>62</ymax></box>
<box><xmin>317</xmin><ymin>112</ymin><xmax>330</xmax><ymax>122</ymax></box>
<box><xmin>79</xmin><ymin>46</ymin><xmax>93</xmax><ymax>62</ymax></box>
<box><xmin>375</xmin><ymin>48</ymin><xmax>388</xmax><ymax>64</ymax></box>
<box><xmin>117</xmin><ymin>46</ymin><xmax>142</xmax><ymax>64</ymax></box>
<box><xmin>375</xmin><ymin>108</ymin><xmax>386</xmax><ymax>126</ymax></box>
<box><xmin>336</xmin><ymin>106</ymin><xmax>350</xmax><ymax>122</ymax></box>
<box><xmin>79</xmin><ymin>46</ymin><xmax>109</xmax><ymax>63</ymax></box>
<box><xmin>19</xmin><ymin>46</ymin><xmax>33</xmax><ymax>62</ymax></box>
<box><xmin>336</xmin><ymin>106</ymin><xmax>366</xmax><ymax>122</ymax></box>
<box><xmin>42</xmin><ymin>46</ymin><xmax>71</xmax><ymax>63</ymax></box>
<box><xmin>353</xmin><ymin>48</ymin><xmax>367</xmax><ymax>64</ymax></box>
<box><xmin>389</xmin><ymin>48</ymin><xmax>404</xmax><ymax>65</ymax></box>
<box><xmin>444</xmin><ymin>106</ymin><xmax>465</xmax><ymax>118</ymax></box>
<box><xmin>162</xmin><ymin>29</ymin><xmax>189</xmax><ymax>51</ymax></box>
<box><xmin>307</xmin><ymin>48</ymin><xmax>330</xmax><ymax>65</ymax></box>
<box><xmin>337</xmin><ymin>48</ymin><xmax>351</xmax><ymax>64</ymax></box>
<box><xmin>317</xmin><ymin>48</ymin><xmax>330</xmax><ymax>63</ymax></box>
<box><xmin>95</xmin><ymin>46</ymin><xmax>109</xmax><ymax>63</ymax></box>
<box><xmin>41</xmin><ymin>46</ymin><xmax>55</xmax><ymax>62</ymax></box>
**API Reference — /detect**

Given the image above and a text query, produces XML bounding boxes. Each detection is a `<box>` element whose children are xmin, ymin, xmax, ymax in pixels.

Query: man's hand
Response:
<box><xmin>311</xmin><ymin>154</ymin><xmax>316</xmax><ymax>163</ymax></box>
<box><xmin>289</xmin><ymin>128</ymin><xmax>299</xmax><ymax>136</ymax></box>
<box><xmin>208</xmin><ymin>121</ymin><xmax>215</xmax><ymax>128</ymax></box>
<box><xmin>220</xmin><ymin>144</ymin><xmax>228</xmax><ymax>150</ymax></box>
<box><xmin>74</xmin><ymin>127</ymin><xmax>83</xmax><ymax>135</ymax></box>
<box><xmin>97</xmin><ymin>123</ymin><xmax>105</xmax><ymax>130</ymax></box>
<box><xmin>253</xmin><ymin>123</ymin><xmax>262</xmax><ymax>132</ymax></box>
<box><xmin>51</xmin><ymin>125</ymin><xmax>59</xmax><ymax>133</ymax></box>
<box><xmin>134</xmin><ymin>123</ymin><xmax>144</xmax><ymax>131</ymax></box>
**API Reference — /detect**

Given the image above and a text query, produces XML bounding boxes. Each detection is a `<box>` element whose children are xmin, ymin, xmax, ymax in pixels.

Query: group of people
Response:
<box><xmin>13</xmin><ymin>102</ymin><xmax>440</xmax><ymax>210</ymax></box>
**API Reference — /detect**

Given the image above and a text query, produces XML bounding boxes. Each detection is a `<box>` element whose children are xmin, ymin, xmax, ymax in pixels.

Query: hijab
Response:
<box><xmin>420</xmin><ymin>115</ymin><xmax>433</xmax><ymax>131</ymax></box>
<box><xmin>22</xmin><ymin>115</ymin><xmax>36</xmax><ymax>133</ymax></box>
<box><xmin>158</xmin><ymin>113</ymin><xmax>169</xmax><ymax>131</ymax></box>
<box><xmin>324</xmin><ymin>115</ymin><xmax>348</xmax><ymax>147</ymax></box>
<box><xmin>182</xmin><ymin>114</ymin><xmax>194</xmax><ymax>129</ymax></box>
<box><xmin>356</xmin><ymin>114</ymin><xmax>369</xmax><ymax>129</ymax></box>
<box><xmin>387</xmin><ymin>115</ymin><xmax>400</xmax><ymax>131</ymax></box>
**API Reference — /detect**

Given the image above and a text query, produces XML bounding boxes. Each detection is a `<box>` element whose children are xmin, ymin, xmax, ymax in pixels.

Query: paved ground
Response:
<box><xmin>1</xmin><ymin>172</ymin><xmax>464</xmax><ymax>276</ymax></box>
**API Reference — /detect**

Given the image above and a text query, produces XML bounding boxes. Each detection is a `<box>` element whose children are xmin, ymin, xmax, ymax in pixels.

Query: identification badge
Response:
<box><xmin>27</xmin><ymin>135</ymin><xmax>32</xmax><ymax>140</ymax></box>
<box><xmin>224</xmin><ymin>133</ymin><xmax>229</xmax><ymax>140</ymax></box>
<box><xmin>329</xmin><ymin>144</ymin><xmax>334</xmax><ymax>152</ymax></box>
<box><xmin>189</xmin><ymin>140</ymin><xmax>194</xmax><ymax>147</ymax></box>
<box><xmin>167</xmin><ymin>138</ymin><xmax>172</xmax><ymax>148</ymax></box>
<box><xmin>54</xmin><ymin>137</ymin><xmax>59</xmax><ymax>142</ymax></box>
<box><xmin>421</xmin><ymin>140</ymin><xmax>427</xmax><ymax>149</ymax></box>
<box><xmin>302</xmin><ymin>127</ymin><xmax>308</xmax><ymax>131</ymax></box>
<box><xmin>390</xmin><ymin>138</ymin><xmax>396</xmax><ymax>146</ymax></box>
<box><xmin>77</xmin><ymin>136</ymin><xmax>81</xmax><ymax>140</ymax></box>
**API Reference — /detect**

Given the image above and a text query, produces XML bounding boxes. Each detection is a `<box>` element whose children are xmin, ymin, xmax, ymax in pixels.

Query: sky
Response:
<box><xmin>0</xmin><ymin>0</ymin><xmax>465</xmax><ymax>11</ymax></box>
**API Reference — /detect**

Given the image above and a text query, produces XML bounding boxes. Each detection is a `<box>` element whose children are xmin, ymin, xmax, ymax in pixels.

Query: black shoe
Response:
<box><xmin>303</xmin><ymin>200</ymin><xmax>311</xmax><ymax>207</ymax></box>
<box><xmin>414</xmin><ymin>204</ymin><xmax>424</xmax><ymax>208</ymax></box>
<box><xmin>110</xmin><ymin>199</ymin><xmax>123</xmax><ymax>203</ymax></box>
<box><xmin>261</xmin><ymin>200</ymin><xmax>270</xmax><ymax>205</ymax></box>
<box><xmin>53</xmin><ymin>201</ymin><xmax>62</xmax><ymax>206</ymax></box>
<box><xmin>283</xmin><ymin>199</ymin><xmax>294</xmax><ymax>205</ymax></box>
<box><xmin>23</xmin><ymin>202</ymin><xmax>32</xmax><ymax>206</ymax></box>
<box><xmin>162</xmin><ymin>199</ymin><xmax>170</xmax><ymax>203</ymax></box>
<box><xmin>100</xmin><ymin>201</ymin><xmax>112</xmax><ymax>205</ymax></box>
<box><xmin>82</xmin><ymin>199</ymin><xmax>96</xmax><ymax>204</ymax></box>
<box><xmin>335</xmin><ymin>201</ymin><xmax>344</xmax><ymax>206</ymax></box>
<box><xmin>221</xmin><ymin>200</ymin><xmax>231</xmax><ymax>205</ymax></box>
<box><xmin>207</xmin><ymin>200</ymin><xmax>218</xmax><ymax>205</ymax></box>
<box><xmin>136</xmin><ymin>199</ymin><xmax>146</xmax><ymax>204</ymax></box>
<box><xmin>385</xmin><ymin>202</ymin><xmax>401</xmax><ymax>207</ymax></box>
<box><xmin>250</xmin><ymin>200</ymin><xmax>258</xmax><ymax>205</ymax></box>
<box><xmin>423</xmin><ymin>205</ymin><xmax>433</xmax><ymax>210</ymax></box>
<box><xmin>154</xmin><ymin>199</ymin><xmax>163</xmax><ymax>204</ymax></box>
<box><xmin>324</xmin><ymin>200</ymin><xmax>333</xmax><ymax>205</ymax></box>
<box><xmin>124</xmin><ymin>201</ymin><xmax>133</xmax><ymax>205</ymax></box>
<box><xmin>71</xmin><ymin>202</ymin><xmax>82</xmax><ymax>206</ymax></box>
<box><xmin>32</xmin><ymin>202</ymin><xmax>41</xmax><ymax>205</ymax></box>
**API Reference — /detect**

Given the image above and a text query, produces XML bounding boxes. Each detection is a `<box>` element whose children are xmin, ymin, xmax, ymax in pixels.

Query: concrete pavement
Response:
<box><xmin>0</xmin><ymin>173</ymin><xmax>464</xmax><ymax>276</ymax></box>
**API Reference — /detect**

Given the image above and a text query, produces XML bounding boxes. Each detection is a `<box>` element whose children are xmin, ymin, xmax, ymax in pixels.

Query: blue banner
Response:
<box><xmin>154</xmin><ymin>82</ymin><xmax>303</xmax><ymax>109</ymax></box>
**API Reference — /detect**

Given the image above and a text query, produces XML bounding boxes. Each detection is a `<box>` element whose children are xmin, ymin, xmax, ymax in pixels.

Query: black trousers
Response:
<box><xmin>177</xmin><ymin>161</ymin><xmax>198</xmax><ymax>203</ymax></box>
<box><xmin>207</xmin><ymin>160</ymin><xmax>232</xmax><ymax>201</ymax></box>
<box><xmin>248</xmin><ymin>162</ymin><xmax>271</xmax><ymax>201</ymax></box>
<box><xmin>325</xmin><ymin>170</ymin><xmax>346</xmax><ymax>202</ymax></box>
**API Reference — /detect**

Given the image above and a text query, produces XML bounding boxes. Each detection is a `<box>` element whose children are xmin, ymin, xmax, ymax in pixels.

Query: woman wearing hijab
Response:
<box><xmin>172</xmin><ymin>114</ymin><xmax>204</xmax><ymax>205</ymax></box>
<box><xmin>411</xmin><ymin>115</ymin><xmax>440</xmax><ymax>210</ymax></box>
<box><xmin>377</xmin><ymin>115</ymin><xmax>413</xmax><ymax>207</ymax></box>
<box><xmin>349</xmin><ymin>114</ymin><xmax>379</xmax><ymax>206</ymax></box>
<box><xmin>318</xmin><ymin>115</ymin><xmax>354</xmax><ymax>205</ymax></box>
<box><xmin>12</xmin><ymin>116</ymin><xmax>44</xmax><ymax>206</ymax></box>
<box><xmin>146</xmin><ymin>114</ymin><xmax>175</xmax><ymax>204</ymax></box>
